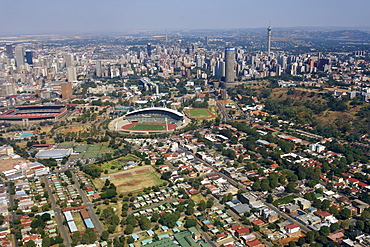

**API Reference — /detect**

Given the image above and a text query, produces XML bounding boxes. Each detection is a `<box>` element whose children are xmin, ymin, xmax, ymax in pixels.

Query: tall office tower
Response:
<box><xmin>25</xmin><ymin>50</ymin><xmax>33</xmax><ymax>65</ymax></box>
<box><xmin>205</xmin><ymin>36</ymin><xmax>209</xmax><ymax>46</ymax></box>
<box><xmin>61</xmin><ymin>82</ymin><xmax>73</xmax><ymax>99</ymax></box>
<box><xmin>224</xmin><ymin>47</ymin><xmax>236</xmax><ymax>84</ymax></box>
<box><xmin>96</xmin><ymin>60</ymin><xmax>102</xmax><ymax>77</ymax></box>
<box><xmin>5</xmin><ymin>44</ymin><xmax>13</xmax><ymax>58</ymax></box>
<box><xmin>14</xmin><ymin>46</ymin><xmax>25</xmax><ymax>67</ymax></box>
<box><xmin>64</xmin><ymin>53</ymin><xmax>74</xmax><ymax>67</ymax></box>
<box><xmin>267</xmin><ymin>26</ymin><xmax>272</xmax><ymax>55</ymax></box>
<box><xmin>67</xmin><ymin>66</ymin><xmax>77</xmax><ymax>82</ymax></box>
<box><xmin>147</xmin><ymin>43</ymin><xmax>152</xmax><ymax>57</ymax></box>
<box><xmin>0</xmin><ymin>84</ymin><xmax>16</xmax><ymax>97</ymax></box>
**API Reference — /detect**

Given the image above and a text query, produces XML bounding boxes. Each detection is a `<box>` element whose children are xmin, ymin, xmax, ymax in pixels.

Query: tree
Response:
<box><xmin>184</xmin><ymin>218</ymin><xmax>197</xmax><ymax>228</ymax></box>
<box><xmin>298</xmin><ymin>237</ymin><xmax>306</xmax><ymax>246</ymax></box>
<box><xmin>151</xmin><ymin>213</ymin><xmax>160</xmax><ymax>222</ymax></box>
<box><xmin>319</xmin><ymin>226</ymin><xmax>330</xmax><ymax>236</ymax></box>
<box><xmin>288</xmin><ymin>241</ymin><xmax>296</xmax><ymax>247</ymax></box>
<box><xmin>124</xmin><ymin>224</ymin><xmax>134</xmax><ymax>235</ymax></box>
<box><xmin>321</xmin><ymin>200</ymin><xmax>330</xmax><ymax>210</ymax></box>
<box><xmin>252</xmin><ymin>181</ymin><xmax>261</xmax><ymax>191</ymax></box>
<box><xmin>340</xmin><ymin>208</ymin><xmax>351</xmax><ymax>220</ymax></box>
<box><xmin>139</xmin><ymin>216</ymin><xmax>151</xmax><ymax>230</ymax></box>
<box><xmin>101</xmin><ymin>231</ymin><xmax>109</xmax><ymax>241</ymax></box>
<box><xmin>81</xmin><ymin>228</ymin><xmax>97</xmax><ymax>244</ymax></box>
<box><xmin>305</xmin><ymin>231</ymin><xmax>315</xmax><ymax>243</ymax></box>
<box><xmin>330</xmin><ymin>223</ymin><xmax>339</xmax><ymax>232</ymax></box>
<box><xmin>356</xmin><ymin>220</ymin><xmax>365</xmax><ymax>231</ymax></box>
<box><xmin>286</xmin><ymin>182</ymin><xmax>296</xmax><ymax>193</ymax></box>
<box><xmin>26</xmin><ymin>240</ymin><xmax>36</xmax><ymax>247</ymax></box>
<box><xmin>42</xmin><ymin>236</ymin><xmax>51</xmax><ymax>247</ymax></box>
<box><xmin>126</xmin><ymin>215</ymin><xmax>137</xmax><ymax>226</ymax></box>
<box><xmin>159</xmin><ymin>213</ymin><xmax>180</xmax><ymax>228</ymax></box>
<box><xmin>266</xmin><ymin>194</ymin><xmax>274</xmax><ymax>203</ymax></box>
<box><xmin>198</xmin><ymin>200</ymin><xmax>206</xmax><ymax>211</ymax></box>
<box><xmin>72</xmin><ymin>231</ymin><xmax>81</xmax><ymax>245</ymax></box>
<box><xmin>206</xmin><ymin>198</ymin><xmax>214</xmax><ymax>208</ymax></box>
<box><xmin>328</xmin><ymin>206</ymin><xmax>339</xmax><ymax>217</ymax></box>
<box><xmin>186</xmin><ymin>205</ymin><xmax>195</xmax><ymax>215</ymax></box>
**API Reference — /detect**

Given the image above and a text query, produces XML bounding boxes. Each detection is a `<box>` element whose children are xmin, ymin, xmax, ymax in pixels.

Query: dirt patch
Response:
<box><xmin>118</xmin><ymin>179</ymin><xmax>141</xmax><ymax>187</ymax></box>
<box><xmin>114</xmin><ymin>172</ymin><xmax>133</xmax><ymax>179</ymax></box>
<box><xmin>135</xmin><ymin>168</ymin><xmax>150</xmax><ymax>174</ymax></box>
<box><xmin>279</xmin><ymin>232</ymin><xmax>305</xmax><ymax>246</ymax></box>
<box><xmin>0</xmin><ymin>158</ymin><xmax>28</xmax><ymax>172</ymax></box>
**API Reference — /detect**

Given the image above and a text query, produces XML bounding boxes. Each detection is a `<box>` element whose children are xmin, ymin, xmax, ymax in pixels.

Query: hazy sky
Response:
<box><xmin>2</xmin><ymin>0</ymin><xmax>370</xmax><ymax>34</ymax></box>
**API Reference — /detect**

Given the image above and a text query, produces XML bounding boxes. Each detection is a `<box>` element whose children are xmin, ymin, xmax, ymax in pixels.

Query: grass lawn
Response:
<box><xmin>101</xmin><ymin>155</ymin><xmax>142</xmax><ymax>173</ymax></box>
<box><xmin>95</xmin><ymin>166</ymin><xmax>163</xmax><ymax>193</ymax></box>
<box><xmin>113</xmin><ymin>171</ymin><xmax>163</xmax><ymax>193</ymax></box>
<box><xmin>191</xmin><ymin>194</ymin><xmax>207</xmax><ymax>204</ymax></box>
<box><xmin>130</xmin><ymin>124</ymin><xmax>166</xmax><ymax>131</ymax></box>
<box><xmin>96</xmin><ymin>203</ymin><xmax>122</xmax><ymax>232</ymax></box>
<box><xmin>72</xmin><ymin>213</ymin><xmax>85</xmax><ymax>232</ymax></box>
<box><xmin>188</xmin><ymin>109</ymin><xmax>212</xmax><ymax>118</ymax></box>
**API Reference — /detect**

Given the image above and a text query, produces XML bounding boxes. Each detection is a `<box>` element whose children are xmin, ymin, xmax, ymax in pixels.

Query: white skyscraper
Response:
<box><xmin>14</xmin><ymin>46</ymin><xmax>25</xmax><ymax>67</ymax></box>
<box><xmin>67</xmin><ymin>66</ymin><xmax>77</xmax><ymax>82</ymax></box>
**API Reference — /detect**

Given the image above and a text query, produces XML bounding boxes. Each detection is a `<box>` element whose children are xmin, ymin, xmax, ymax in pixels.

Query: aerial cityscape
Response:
<box><xmin>1</xmin><ymin>1</ymin><xmax>370</xmax><ymax>247</ymax></box>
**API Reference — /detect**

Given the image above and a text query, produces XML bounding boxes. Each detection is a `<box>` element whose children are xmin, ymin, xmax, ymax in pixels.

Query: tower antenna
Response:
<box><xmin>267</xmin><ymin>22</ymin><xmax>272</xmax><ymax>55</ymax></box>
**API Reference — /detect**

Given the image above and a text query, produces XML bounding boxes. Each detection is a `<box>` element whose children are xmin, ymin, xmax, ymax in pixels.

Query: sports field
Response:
<box><xmin>122</xmin><ymin>122</ymin><xmax>177</xmax><ymax>132</ymax></box>
<box><xmin>94</xmin><ymin>166</ymin><xmax>164</xmax><ymax>193</ymax></box>
<box><xmin>185</xmin><ymin>108</ymin><xmax>216</xmax><ymax>119</ymax></box>
<box><xmin>129</xmin><ymin>123</ymin><xmax>166</xmax><ymax>131</ymax></box>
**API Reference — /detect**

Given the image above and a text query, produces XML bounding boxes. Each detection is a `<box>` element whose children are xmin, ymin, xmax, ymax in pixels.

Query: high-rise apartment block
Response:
<box><xmin>61</xmin><ymin>82</ymin><xmax>73</xmax><ymax>99</ymax></box>
<box><xmin>224</xmin><ymin>47</ymin><xmax>236</xmax><ymax>84</ymax></box>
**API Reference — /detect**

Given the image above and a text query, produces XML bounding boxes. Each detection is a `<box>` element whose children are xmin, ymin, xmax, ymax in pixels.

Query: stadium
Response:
<box><xmin>0</xmin><ymin>105</ymin><xmax>68</xmax><ymax>123</ymax></box>
<box><xmin>109</xmin><ymin>107</ymin><xmax>190</xmax><ymax>133</ymax></box>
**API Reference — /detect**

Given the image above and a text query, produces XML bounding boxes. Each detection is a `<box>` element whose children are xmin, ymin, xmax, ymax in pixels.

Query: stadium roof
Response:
<box><xmin>125</xmin><ymin>107</ymin><xmax>184</xmax><ymax>118</ymax></box>
<box><xmin>36</xmin><ymin>148</ymin><xmax>72</xmax><ymax>159</ymax></box>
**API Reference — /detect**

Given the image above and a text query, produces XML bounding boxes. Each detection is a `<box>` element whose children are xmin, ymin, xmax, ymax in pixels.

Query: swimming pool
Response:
<box><xmin>21</xmin><ymin>133</ymin><xmax>33</xmax><ymax>138</ymax></box>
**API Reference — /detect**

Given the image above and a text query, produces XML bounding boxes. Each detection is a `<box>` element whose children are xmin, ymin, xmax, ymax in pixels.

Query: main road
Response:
<box><xmin>42</xmin><ymin>176</ymin><xmax>72</xmax><ymax>247</ymax></box>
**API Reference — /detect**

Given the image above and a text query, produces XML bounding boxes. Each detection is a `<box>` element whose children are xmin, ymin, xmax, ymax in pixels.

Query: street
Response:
<box><xmin>42</xmin><ymin>176</ymin><xmax>72</xmax><ymax>247</ymax></box>
<box><xmin>70</xmin><ymin>172</ymin><xmax>104</xmax><ymax>234</ymax></box>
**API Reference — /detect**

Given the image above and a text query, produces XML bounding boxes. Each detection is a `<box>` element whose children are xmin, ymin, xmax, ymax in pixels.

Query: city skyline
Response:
<box><xmin>1</xmin><ymin>0</ymin><xmax>370</xmax><ymax>34</ymax></box>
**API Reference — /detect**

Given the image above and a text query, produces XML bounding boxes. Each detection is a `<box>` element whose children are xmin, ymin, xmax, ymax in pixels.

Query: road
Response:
<box><xmin>216</xmin><ymin>101</ymin><xmax>229</xmax><ymax>122</ymax></box>
<box><xmin>42</xmin><ymin>176</ymin><xmax>72</xmax><ymax>247</ymax></box>
<box><xmin>70</xmin><ymin>172</ymin><xmax>104</xmax><ymax>234</ymax></box>
<box><xmin>7</xmin><ymin>182</ymin><xmax>19</xmax><ymax>247</ymax></box>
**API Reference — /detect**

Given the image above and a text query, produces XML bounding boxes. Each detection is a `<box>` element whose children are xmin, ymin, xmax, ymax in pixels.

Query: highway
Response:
<box><xmin>42</xmin><ymin>176</ymin><xmax>72</xmax><ymax>247</ymax></box>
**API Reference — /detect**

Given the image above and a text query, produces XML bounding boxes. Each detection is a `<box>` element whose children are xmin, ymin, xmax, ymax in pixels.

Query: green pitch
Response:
<box><xmin>188</xmin><ymin>109</ymin><xmax>212</xmax><ymax>118</ymax></box>
<box><xmin>129</xmin><ymin>124</ymin><xmax>166</xmax><ymax>130</ymax></box>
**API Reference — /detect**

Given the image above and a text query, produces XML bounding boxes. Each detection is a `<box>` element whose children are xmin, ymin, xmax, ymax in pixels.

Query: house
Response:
<box><xmin>314</xmin><ymin>210</ymin><xmax>333</xmax><ymax>220</ymax></box>
<box><xmin>245</xmin><ymin>239</ymin><xmax>265</xmax><ymax>247</ymax></box>
<box><xmin>286</xmin><ymin>204</ymin><xmax>300</xmax><ymax>214</ymax></box>
<box><xmin>327</xmin><ymin>231</ymin><xmax>345</xmax><ymax>242</ymax></box>
<box><xmin>235</xmin><ymin>227</ymin><xmax>250</xmax><ymax>238</ymax></box>
<box><xmin>352</xmin><ymin>199</ymin><xmax>370</xmax><ymax>214</ymax></box>
<box><xmin>285</xmin><ymin>223</ymin><xmax>300</xmax><ymax>234</ymax></box>
<box><xmin>294</xmin><ymin>197</ymin><xmax>312</xmax><ymax>210</ymax></box>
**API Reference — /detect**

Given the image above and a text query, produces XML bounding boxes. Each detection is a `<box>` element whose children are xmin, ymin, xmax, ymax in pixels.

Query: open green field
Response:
<box><xmin>94</xmin><ymin>166</ymin><xmax>164</xmax><ymax>193</ymax></box>
<box><xmin>129</xmin><ymin>124</ymin><xmax>166</xmax><ymax>131</ymax></box>
<box><xmin>71</xmin><ymin>144</ymin><xmax>113</xmax><ymax>159</ymax></box>
<box><xmin>185</xmin><ymin>108</ymin><xmax>215</xmax><ymax>119</ymax></box>
<box><xmin>101</xmin><ymin>155</ymin><xmax>141</xmax><ymax>173</ymax></box>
